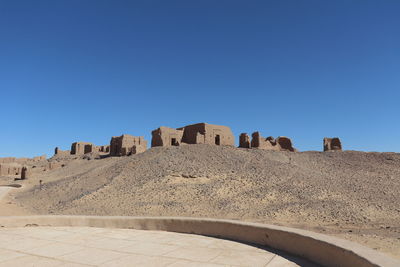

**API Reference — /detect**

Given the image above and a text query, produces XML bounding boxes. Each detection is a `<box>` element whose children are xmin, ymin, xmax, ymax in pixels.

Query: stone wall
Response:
<box><xmin>54</xmin><ymin>147</ymin><xmax>71</xmax><ymax>156</ymax></box>
<box><xmin>323</xmin><ymin>137</ymin><xmax>342</xmax><ymax>151</ymax></box>
<box><xmin>239</xmin><ymin>131</ymin><xmax>297</xmax><ymax>152</ymax></box>
<box><xmin>0</xmin><ymin>163</ymin><xmax>22</xmax><ymax>176</ymax></box>
<box><xmin>151</xmin><ymin>127</ymin><xmax>184</xmax><ymax>147</ymax></box>
<box><xmin>71</xmin><ymin>142</ymin><xmax>94</xmax><ymax>155</ymax></box>
<box><xmin>110</xmin><ymin>134</ymin><xmax>147</xmax><ymax>156</ymax></box>
<box><xmin>180</xmin><ymin>123</ymin><xmax>235</xmax><ymax>146</ymax></box>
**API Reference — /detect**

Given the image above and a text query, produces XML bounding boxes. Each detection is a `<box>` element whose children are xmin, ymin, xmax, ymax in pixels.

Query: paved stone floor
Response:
<box><xmin>0</xmin><ymin>226</ymin><xmax>316</xmax><ymax>266</ymax></box>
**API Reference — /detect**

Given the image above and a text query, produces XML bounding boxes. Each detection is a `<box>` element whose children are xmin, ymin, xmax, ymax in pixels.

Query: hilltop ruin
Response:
<box><xmin>71</xmin><ymin>142</ymin><xmax>94</xmax><ymax>155</ymax></box>
<box><xmin>324</xmin><ymin>137</ymin><xmax>342</xmax><ymax>151</ymax></box>
<box><xmin>239</xmin><ymin>132</ymin><xmax>297</xmax><ymax>152</ymax></box>
<box><xmin>110</xmin><ymin>134</ymin><xmax>147</xmax><ymax>156</ymax></box>
<box><xmin>151</xmin><ymin>123</ymin><xmax>234</xmax><ymax>147</ymax></box>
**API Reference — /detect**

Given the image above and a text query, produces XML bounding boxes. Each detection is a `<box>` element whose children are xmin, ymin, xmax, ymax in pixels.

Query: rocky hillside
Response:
<box><xmin>14</xmin><ymin>144</ymin><xmax>400</xmax><ymax>257</ymax></box>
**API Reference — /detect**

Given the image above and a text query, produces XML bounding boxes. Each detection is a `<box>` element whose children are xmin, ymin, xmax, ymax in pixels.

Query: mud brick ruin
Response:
<box><xmin>110</xmin><ymin>134</ymin><xmax>147</xmax><ymax>156</ymax></box>
<box><xmin>152</xmin><ymin>123</ymin><xmax>235</xmax><ymax>147</ymax></box>
<box><xmin>0</xmin><ymin>154</ymin><xmax>49</xmax><ymax>179</ymax></box>
<box><xmin>152</xmin><ymin>127</ymin><xmax>184</xmax><ymax>147</ymax></box>
<box><xmin>239</xmin><ymin>133</ymin><xmax>251</xmax><ymax>148</ymax></box>
<box><xmin>239</xmin><ymin>132</ymin><xmax>297</xmax><ymax>152</ymax></box>
<box><xmin>71</xmin><ymin>142</ymin><xmax>94</xmax><ymax>155</ymax></box>
<box><xmin>0</xmin><ymin>163</ymin><xmax>22</xmax><ymax>176</ymax></box>
<box><xmin>323</xmin><ymin>137</ymin><xmax>342</xmax><ymax>151</ymax></box>
<box><xmin>54</xmin><ymin>147</ymin><xmax>70</xmax><ymax>156</ymax></box>
<box><xmin>98</xmin><ymin>145</ymin><xmax>110</xmax><ymax>153</ymax></box>
<box><xmin>44</xmin><ymin>123</ymin><xmax>344</xmax><ymax>163</ymax></box>
<box><xmin>21</xmin><ymin>166</ymin><xmax>31</xmax><ymax>179</ymax></box>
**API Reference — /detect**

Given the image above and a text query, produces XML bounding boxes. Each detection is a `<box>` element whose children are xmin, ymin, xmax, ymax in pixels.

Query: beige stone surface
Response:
<box><xmin>0</xmin><ymin>227</ymin><xmax>305</xmax><ymax>266</ymax></box>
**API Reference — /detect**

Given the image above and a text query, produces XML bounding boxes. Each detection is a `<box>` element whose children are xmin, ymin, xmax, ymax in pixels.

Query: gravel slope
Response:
<box><xmin>14</xmin><ymin>145</ymin><xmax>400</xmax><ymax>258</ymax></box>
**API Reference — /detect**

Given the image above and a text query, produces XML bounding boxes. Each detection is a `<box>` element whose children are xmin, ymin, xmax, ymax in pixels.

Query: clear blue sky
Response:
<box><xmin>1</xmin><ymin>0</ymin><xmax>399</xmax><ymax>157</ymax></box>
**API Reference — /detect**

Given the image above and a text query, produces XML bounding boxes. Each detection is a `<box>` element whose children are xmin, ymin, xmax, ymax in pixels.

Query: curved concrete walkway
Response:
<box><xmin>0</xmin><ymin>226</ymin><xmax>313</xmax><ymax>267</ymax></box>
<box><xmin>0</xmin><ymin>216</ymin><xmax>399</xmax><ymax>266</ymax></box>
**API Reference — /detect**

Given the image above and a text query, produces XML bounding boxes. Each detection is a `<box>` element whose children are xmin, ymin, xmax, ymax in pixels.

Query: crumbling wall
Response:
<box><xmin>110</xmin><ymin>134</ymin><xmax>147</xmax><ymax>156</ymax></box>
<box><xmin>242</xmin><ymin>132</ymin><xmax>297</xmax><ymax>152</ymax></box>
<box><xmin>251</xmin><ymin>132</ymin><xmax>278</xmax><ymax>150</ymax></box>
<box><xmin>276</xmin><ymin>137</ymin><xmax>296</xmax><ymax>152</ymax></box>
<box><xmin>180</xmin><ymin>123</ymin><xmax>234</xmax><ymax>146</ymax></box>
<box><xmin>97</xmin><ymin>145</ymin><xmax>110</xmax><ymax>153</ymax></box>
<box><xmin>151</xmin><ymin>127</ymin><xmax>184</xmax><ymax>147</ymax></box>
<box><xmin>323</xmin><ymin>137</ymin><xmax>342</xmax><ymax>151</ymax></box>
<box><xmin>54</xmin><ymin>147</ymin><xmax>71</xmax><ymax>156</ymax></box>
<box><xmin>0</xmin><ymin>163</ymin><xmax>22</xmax><ymax>176</ymax></box>
<box><xmin>239</xmin><ymin>133</ymin><xmax>251</xmax><ymax>148</ymax></box>
<box><xmin>71</xmin><ymin>142</ymin><xmax>94</xmax><ymax>155</ymax></box>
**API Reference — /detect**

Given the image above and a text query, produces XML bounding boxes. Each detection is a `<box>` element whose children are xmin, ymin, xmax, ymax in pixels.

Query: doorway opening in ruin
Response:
<box><xmin>84</xmin><ymin>145</ymin><xmax>92</xmax><ymax>154</ymax></box>
<box><xmin>215</xmin><ymin>135</ymin><xmax>220</xmax><ymax>145</ymax></box>
<box><xmin>171</xmin><ymin>138</ymin><xmax>178</xmax><ymax>146</ymax></box>
<box><xmin>331</xmin><ymin>138</ymin><xmax>342</xmax><ymax>150</ymax></box>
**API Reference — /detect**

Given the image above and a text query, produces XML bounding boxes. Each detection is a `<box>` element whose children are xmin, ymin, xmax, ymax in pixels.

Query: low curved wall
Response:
<box><xmin>0</xmin><ymin>216</ymin><xmax>398</xmax><ymax>267</ymax></box>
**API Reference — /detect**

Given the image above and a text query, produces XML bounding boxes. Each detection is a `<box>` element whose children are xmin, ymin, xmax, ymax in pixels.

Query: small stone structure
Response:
<box><xmin>180</xmin><ymin>123</ymin><xmax>235</xmax><ymax>146</ymax></box>
<box><xmin>54</xmin><ymin>147</ymin><xmax>71</xmax><ymax>156</ymax></box>
<box><xmin>71</xmin><ymin>142</ymin><xmax>94</xmax><ymax>155</ymax></box>
<box><xmin>323</xmin><ymin>137</ymin><xmax>342</xmax><ymax>151</ymax></box>
<box><xmin>151</xmin><ymin>127</ymin><xmax>184</xmax><ymax>147</ymax></box>
<box><xmin>0</xmin><ymin>163</ymin><xmax>22</xmax><ymax>176</ymax></box>
<box><xmin>110</xmin><ymin>134</ymin><xmax>147</xmax><ymax>156</ymax></box>
<box><xmin>239</xmin><ymin>131</ymin><xmax>297</xmax><ymax>152</ymax></box>
<box><xmin>239</xmin><ymin>133</ymin><xmax>251</xmax><ymax>148</ymax></box>
<box><xmin>151</xmin><ymin>123</ymin><xmax>235</xmax><ymax>147</ymax></box>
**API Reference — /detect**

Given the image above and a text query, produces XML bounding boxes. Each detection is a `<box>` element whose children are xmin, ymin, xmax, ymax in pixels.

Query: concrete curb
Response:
<box><xmin>0</xmin><ymin>216</ymin><xmax>398</xmax><ymax>267</ymax></box>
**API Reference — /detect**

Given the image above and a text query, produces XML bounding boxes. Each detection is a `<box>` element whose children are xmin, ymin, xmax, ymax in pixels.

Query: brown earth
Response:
<box><xmin>1</xmin><ymin>145</ymin><xmax>399</xmax><ymax>259</ymax></box>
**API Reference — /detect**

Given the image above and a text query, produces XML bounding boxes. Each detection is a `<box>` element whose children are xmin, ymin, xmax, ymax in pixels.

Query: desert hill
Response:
<box><xmin>7</xmin><ymin>145</ymin><xmax>400</xmax><ymax>258</ymax></box>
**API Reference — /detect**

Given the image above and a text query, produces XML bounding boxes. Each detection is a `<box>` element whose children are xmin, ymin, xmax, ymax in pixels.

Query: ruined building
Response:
<box><xmin>180</xmin><ymin>123</ymin><xmax>235</xmax><ymax>146</ymax></box>
<box><xmin>152</xmin><ymin>127</ymin><xmax>184</xmax><ymax>147</ymax></box>
<box><xmin>0</xmin><ymin>163</ymin><xmax>22</xmax><ymax>176</ymax></box>
<box><xmin>239</xmin><ymin>132</ymin><xmax>297</xmax><ymax>152</ymax></box>
<box><xmin>54</xmin><ymin>147</ymin><xmax>71</xmax><ymax>156</ymax></box>
<box><xmin>323</xmin><ymin>137</ymin><xmax>342</xmax><ymax>151</ymax></box>
<box><xmin>239</xmin><ymin>133</ymin><xmax>251</xmax><ymax>148</ymax></box>
<box><xmin>97</xmin><ymin>145</ymin><xmax>110</xmax><ymax>153</ymax></box>
<box><xmin>110</xmin><ymin>134</ymin><xmax>147</xmax><ymax>156</ymax></box>
<box><xmin>151</xmin><ymin>123</ymin><xmax>235</xmax><ymax>147</ymax></box>
<box><xmin>71</xmin><ymin>142</ymin><xmax>94</xmax><ymax>155</ymax></box>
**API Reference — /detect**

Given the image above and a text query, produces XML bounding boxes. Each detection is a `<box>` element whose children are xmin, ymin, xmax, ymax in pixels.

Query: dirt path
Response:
<box><xmin>0</xmin><ymin>186</ymin><xmax>33</xmax><ymax>216</ymax></box>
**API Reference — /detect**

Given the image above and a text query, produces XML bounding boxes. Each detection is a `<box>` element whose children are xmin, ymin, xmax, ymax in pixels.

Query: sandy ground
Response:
<box><xmin>1</xmin><ymin>145</ymin><xmax>399</xmax><ymax>259</ymax></box>
<box><xmin>0</xmin><ymin>186</ymin><xmax>32</xmax><ymax>216</ymax></box>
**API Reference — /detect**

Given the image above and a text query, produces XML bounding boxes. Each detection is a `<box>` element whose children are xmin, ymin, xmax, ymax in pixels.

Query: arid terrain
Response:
<box><xmin>1</xmin><ymin>145</ymin><xmax>399</xmax><ymax>259</ymax></box>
